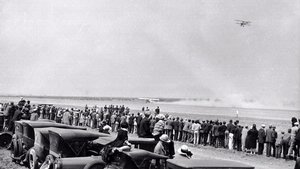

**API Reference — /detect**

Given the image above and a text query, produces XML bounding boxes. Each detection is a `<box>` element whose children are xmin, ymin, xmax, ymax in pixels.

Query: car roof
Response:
<box><xmin>124</xmin><ymin>148</ymin><xmax>169</xmax><ymax>160</ymax></box>
<box><xmin>20</xmin><ymin>120</ymin><xmax>86</xmax><ymax>130</ymax></box>
<box><xmin>167</xmin><ymin>159</ymin><xmax>254</xmax><ymax>169</ymax></box>
<box><xmin>128</xmin><ymin>137</ymin><xmax>156</xmax><ymax>144</ymax></box>
<box><xmin>48</xmin><ymin>128</ymin><xmax>109</xmax><ymax>141</ymax></box>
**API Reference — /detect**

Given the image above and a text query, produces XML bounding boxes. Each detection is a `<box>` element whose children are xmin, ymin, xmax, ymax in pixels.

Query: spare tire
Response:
<box><xmin>0</xmin><ymin>133</ymin><xmax>12</xmax><ymax>148</ymax></box>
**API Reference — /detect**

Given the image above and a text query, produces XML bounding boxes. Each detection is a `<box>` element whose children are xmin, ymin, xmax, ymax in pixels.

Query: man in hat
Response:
<box><xmin>152</xmin><ymin>134</ymin><xmax>171</xmax><ymax>169</ymax></box>
<box><xmin>258</xmin><ymin>124</ymin><xmax>266</xmax><ymax>155</ymax></box>
<box><xmin>265</xmin><ymin>124</ymin><xmax>273</xmax><ymax>157</ymax></box>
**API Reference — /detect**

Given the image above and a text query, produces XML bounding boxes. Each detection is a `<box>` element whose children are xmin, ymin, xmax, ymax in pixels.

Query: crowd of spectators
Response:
<box><xmin>1</xmin><ymin>98</ymin><xmax>299</xmax><ymax>161</ymax></box>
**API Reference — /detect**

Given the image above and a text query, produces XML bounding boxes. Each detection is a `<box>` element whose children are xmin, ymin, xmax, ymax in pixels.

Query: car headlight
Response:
<box><xmin>53</xmin><ymin>159</ymin><xmax>62</xmax><ymax>169</ymax></box>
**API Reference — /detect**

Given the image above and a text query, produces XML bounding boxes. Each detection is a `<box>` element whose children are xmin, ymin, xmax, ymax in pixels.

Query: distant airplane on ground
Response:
<box><xmin>138</xmin><ymin>98</ymin><xmax>160</xmax><ymax>103</ymax></box>
<box><xmin>235</xmin><ymin>20</ymin><xmax>251</xmax><ymax>27</ymax></box>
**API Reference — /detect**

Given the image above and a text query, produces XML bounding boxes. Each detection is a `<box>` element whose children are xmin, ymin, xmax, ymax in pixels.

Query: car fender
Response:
<box><xmin>29</xmin><ymin>148</ymin><xmax>39</xmax><ymax>169</ymax></box>
<box><xmin>83</xmin><ymin>160</ymin><xmax>105</xmax><ymax>169</ymax></box>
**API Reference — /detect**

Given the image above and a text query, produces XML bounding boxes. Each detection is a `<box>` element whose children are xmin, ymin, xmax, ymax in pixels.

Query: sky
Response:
<box><xmin>0</xmin><ymin>0</ymin><xmax>299</xmax><ymax>109</ymax></box>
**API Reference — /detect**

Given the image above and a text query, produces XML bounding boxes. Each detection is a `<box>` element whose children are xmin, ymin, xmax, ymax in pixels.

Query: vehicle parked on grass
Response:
<box><xmin>47</xmin><ymin>145</ymin><xmax>168</xmax><ymax>169</ymax></box>
<box><xmin>29</xmin><ymin>128</ymin><xmax>109</xmax><ymax>169</ymax></box>
<box><xmin>11</xmin><ymin>120</ymin><xmax>86</xmax><ymax>166</ymax></box>
<box><xmin>41</xmin><ymin>131</ymin><xmax>164</xmax><ymax>169</ymax></box>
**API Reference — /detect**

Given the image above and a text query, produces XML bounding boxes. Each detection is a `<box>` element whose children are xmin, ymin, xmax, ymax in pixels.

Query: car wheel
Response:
<box><xmin>29</xmin><ymin>149</ymin><xmax>38</xmax><ymax>169</ymax></box>
<box><xmin>39</xmin><ymin>155</ymin><xmax>54</xmax><ymax>169</ymax></box>
<box><xmin>0</xmin><ymin>133</ymin><xmax>12</xmax><ymax>148</ymax></box>
<box><xmin>83</xmin><ymin>161</ymin><xmax>105</xmax><ymax>169</ymax></box>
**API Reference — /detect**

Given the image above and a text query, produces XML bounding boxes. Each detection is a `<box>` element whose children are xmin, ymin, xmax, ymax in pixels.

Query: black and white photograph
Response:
<box><xmin>0</xmin><ymin>0</ymin><xmax>299</xmax><ymax>169</ymax></box>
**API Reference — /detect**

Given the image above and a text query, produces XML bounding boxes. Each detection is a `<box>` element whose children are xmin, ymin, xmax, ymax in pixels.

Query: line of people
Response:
<box><xmin>1</xmin><ymin>99</ymin><xmax>299</xmax><ymax>161</ymax></box>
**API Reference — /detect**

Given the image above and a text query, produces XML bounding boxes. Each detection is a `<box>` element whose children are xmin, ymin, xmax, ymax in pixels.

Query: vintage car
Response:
<box><xmin>46</xmin><ymin>147</ymin><xmax>168</xmax><ymax>169</ymax></box>
<box><xmin>28</xmin><ymin>128</ymin><xmax>110</xmax><ymax>169</ymax></box>
<box><xmin>11</xmin><ymin>120</ymin><xmax>86</xmax><ymax>164</ymax></box>
<box><xmin>0</xmin><ymin>113</ymin><xmax>12</xmax><ymax>148</ymax></box>
<box><xmin>41</xmin><ymin>131</ymin><xmax>165</xmax><ymax>169</ymax></box>
<box><xmin>166</xmin><ymin>159</ymin><xmax>255</xmax><ymax>169</ymax></box>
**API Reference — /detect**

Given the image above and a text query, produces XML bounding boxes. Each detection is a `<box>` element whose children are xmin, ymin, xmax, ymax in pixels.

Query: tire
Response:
<box><xmin>29</xmin><ymin>149</ymin><xmax>38</xmax><ymax>169</ymax></box>
<box><xmin>0</xmin><ymin>133</ymin><xmax>12</xmax><ymax>148</ymax></box>
<box><xmin>39</xmin><ymin>155</ymin><xmax>54</xmax><ymax>169</ymax></box>
<box><xmin>83</xmin><ymin>161</ymin><xmax>105</xmax><ymax>169</ymax></box>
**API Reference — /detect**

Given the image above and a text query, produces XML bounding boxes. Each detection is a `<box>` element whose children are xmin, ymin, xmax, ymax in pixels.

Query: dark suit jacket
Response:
<box><xmin>139</xmin><ymin>117</ymin><xmax>152</xmax><ymax>138</ymax></box>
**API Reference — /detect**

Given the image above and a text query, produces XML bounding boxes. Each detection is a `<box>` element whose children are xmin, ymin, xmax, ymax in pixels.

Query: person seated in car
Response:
<box><xmin>101</xmin><ymin>122</ymin><xmax>132</xmax><ymax>155</ymax></box>
<box><xmin>151</xmin><ymin>134</ymin><xmax>174</xmax><ymax>169</ymax></box>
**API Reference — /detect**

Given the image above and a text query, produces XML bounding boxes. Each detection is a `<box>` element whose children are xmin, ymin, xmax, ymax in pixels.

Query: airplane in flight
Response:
<box><xmin>138</xmin><ymin>97</ymin><xmax>160</xmax><ymax>103</ymax></box>
<box><xmin>235</xmin><ymin>20</ymin><xmax>251</xmax><ymax>27</ymax></box>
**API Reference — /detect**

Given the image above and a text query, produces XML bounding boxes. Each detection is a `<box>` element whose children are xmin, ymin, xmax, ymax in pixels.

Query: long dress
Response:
<box><xmin>246</xmin><ymin>128</ymin><xmax>258</xmax><ymax>149</ymax></box>
<box><xmin>242</xmin><ymin>128</ymin><xmax>248</xmax><ymax>150</ymax></box>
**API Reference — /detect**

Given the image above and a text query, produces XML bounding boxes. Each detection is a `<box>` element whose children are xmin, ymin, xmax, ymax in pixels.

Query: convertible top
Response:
<box><xmin>48</xmin><ymin>128</ymin><xmax>109</xmax><ymax>141</ymax></box>
<box><xmin>21</xmin><ymin>120</ymin><xmax>86</xmax><ymax>130</ymax></box>
<box><xmin>167</xmin><ymin>159</ymin><xmax>254</xmax><ymax>169</ymax></box>
<box><xmin>125</xmin><ymin>148</ymin><xmax>169</xmax><ymax>160</ymax></box>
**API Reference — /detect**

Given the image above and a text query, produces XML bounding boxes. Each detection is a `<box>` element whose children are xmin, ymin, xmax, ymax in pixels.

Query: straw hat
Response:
<box><xmin>159</xmin><ymin>134</ymin><xmax>170</xmax><ymax>143</ymax></box>
<box><xmin>177</xmin><ymin>145</ymin><xmax>193</xmax><ymax>158</ymax></box>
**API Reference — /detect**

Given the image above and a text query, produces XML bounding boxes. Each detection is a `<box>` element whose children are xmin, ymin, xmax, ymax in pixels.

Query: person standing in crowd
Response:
<box><xmin>153</xmin><ymin>114</ymin><xmax>165</xmax><ymax>141</ymax></box>
<box><xmin>165</xmin><ymin>117</ymin><xmax>173</xmax><ymax>139</ymax></box>
<box><xmin>56</xmin><ymin>109</ymin><xmax>63</xmax><ymax>123</ymax></box>
<box><xmin>227</xmin><ymin>120</ymin><xmax>235</xmax><ymax>150</ymax></box>
<box><xmin>246</xmin><ymin>124</ymin><xmax>258</xmax><ymax>154</ymax></box>
<box><xmin>193</xmin><ymin>120</ymin><xmax>201</xmax><ymax>145</ymax></box>
<box><xmin>136</xmin><ymin>112</ymin><xmax>142</xmax><ymax>136</ymax></box>
<box><xmin>235</xmin><ymin>125</ymin><xmax>243</xmax><ymax>151</ymax></box>
<box><xmin>173</xmin><ymin>117</ymin><xmax>180</xmax><ymax>141</ymax></box>
<box><xmin>139</xmin><ymin>112</ymin><xmax>152</xmax><ymax>138</ymax></box>
<box><xmin>128</xmin><ymin>113</ymin><xmax>135</xmax><ymax>134</ymax></box>
<box><xmin>242</xmin><ymin>125</ymin><xmax>249</xmax><ymax>152</ymax></box>
<box><xmin>182</xmin><ymin>118</ymin><xmax>189</xmax><ymax>142</ymax></box>
<box><xmin>271</xmin><ymin>126</ymin><xmax>278</xmax><ymax>157</ymax></box>
<box><xmin>110</xmin><ymin>112</ymin><xmax>116</xmax><ymax>132</ymax></box>
<box><xmin>218</xmin><ymin>121</ymin><xmax>227</xmax><ymax>148</ymax></box>
<box><xmin>282</xmin><ymin>128</ymin><xmax>291</xmax><ymax>159</ymax></box>
<box><xmin>288</xmin><ymin>122</ymin><xmax>299</xmax><ymax>159</ymax></box>
<box><xmin>150</xmin><ymin>116</ymin><xmax>156</xmax><ymax>134</ymax></box>
<box><xmin>9</xmin><ymin>106</ymin><xmax>23</xmax><ymax>131</ymax></box>
<box><xmin>178</xmin><ymin>118</ymin><xmax>184</xmax><ymax>141</ymax></box>
<box><xmin>258</xmin><ymin>124</ymin><xmax>266</xmax><ymax>155</ymax></box>
<box><xmin>62</xmin><ymin>109</ymin><xmax>70</xmax><ymax>125</ymax></box>
<box><xmin>155</xmin><ymin>106</ymin><xmax>160</xmax><ymax>115</ymax></box>
<box><xmin>30</xmin><ymin>107</ymin><xmax>39</xmax><ymax>121</ymax></box>
<box><xmin>275</xmin><ymin>131</ymin><xmax>284</xmax><ymax>158</ymax></box>
<box><xmin>266</xmin><ymin>125</ymin><xmax>273</xmax><ymax>157</ymax></box>
<box><xmin>3</xmin><ymin>102</ymin><xmax>14</xmax><ymax>131</ymax></box>
<box><xmin>295</xmin><ymin>120</ymin><xmax>300</xmax><ymax>158</ymax></box>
